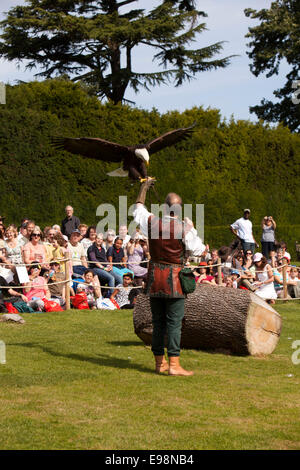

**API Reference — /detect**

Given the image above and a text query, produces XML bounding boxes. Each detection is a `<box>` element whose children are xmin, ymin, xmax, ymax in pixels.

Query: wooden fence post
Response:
<box><xmin>65</xmin><ymin>258</ymin><xmax>71</xmax><ymax>310</ymax></box>
<box><xmin>282</xmin><ymin>263</ymin><xmax>288</xmax><ymax>300</ymax></box>
<box><xmin>217</xmin><ymin>257</ymin><xmax>222</xmax><ymax>285</ymax></box>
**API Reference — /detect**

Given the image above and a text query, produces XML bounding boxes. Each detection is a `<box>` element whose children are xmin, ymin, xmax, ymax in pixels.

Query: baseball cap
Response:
<box><xmin>244</xmin><ymin>208</ymin><xmax>251</xmax><ymax>213</ymax></box>
<box><xmin>231</xmin><ymin>269</ymin><xmax>240</xmax><ymax>277</ymax></box>
<box><xmin>71</xmin><ymin>229</ymin><xmax>81</xmax><ymax>235</ymax></box>
<box><xmin>253</xmin><ymin>253</ymin><xmax>263</xmax><ymax>263</ymax></box>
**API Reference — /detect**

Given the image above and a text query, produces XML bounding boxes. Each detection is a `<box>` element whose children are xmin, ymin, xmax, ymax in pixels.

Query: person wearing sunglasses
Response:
<box><xmin>23</xmin><ymin>230</ymin><xmax>47</xmax><ymax>266</ymax></box>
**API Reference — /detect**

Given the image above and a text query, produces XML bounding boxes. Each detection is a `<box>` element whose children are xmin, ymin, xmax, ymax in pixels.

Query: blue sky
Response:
<box><xmin>0</xmin><ymin>0</ymin><xmax>289</xmax><ymax>122</ymax></box>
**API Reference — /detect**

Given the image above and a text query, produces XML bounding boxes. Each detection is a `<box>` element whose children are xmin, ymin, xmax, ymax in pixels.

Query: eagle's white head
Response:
<box><xmin>135</xmin><ymin>148</ymin><xmax>149</xmax><ymax>166</ymax></box>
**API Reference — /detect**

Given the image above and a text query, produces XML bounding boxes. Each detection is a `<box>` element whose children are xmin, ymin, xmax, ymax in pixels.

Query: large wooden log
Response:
<box><xmin>133</xmin><ymin>285</ymin><xmax>282</xmax><ymax>356</ymax></box>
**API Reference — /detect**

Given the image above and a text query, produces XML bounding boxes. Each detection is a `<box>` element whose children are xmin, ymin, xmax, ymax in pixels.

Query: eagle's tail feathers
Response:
<box><xmin>51</xmin><ymin>137</ymin><xmax>66</xmax><ymax>150</ymax></box>
<box><xmin>107</xmin><ymin>168</ymin><xmax>129</xmax><ymax>177</ymax></box>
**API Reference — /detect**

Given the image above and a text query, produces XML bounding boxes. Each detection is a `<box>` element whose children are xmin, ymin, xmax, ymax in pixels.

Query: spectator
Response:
<box><xmin>209</xmin><ymin>249</ymin><xmax>219</xmax><ymax>276</ymax></box>
<box><xmin>68</xmin><ymin>229</ymin><xmax>88</xmax><ymax>277</ymax></box>
<box><xmin>51</xmin><ymin>233</ymin><xmax>67</xmax><ymax>264</ymax></box>
<box><xmin>87</xmin><ymin>233</ymin><xmax>119</xmax><ymax>297</ymax></box>
<box><xmin>52</xmin><ymin>224</ymin><xmax>61</xmax><ymax>233</ymax></box>
<box><xmin>199</xmin><ymin>244</ymin><xmax>211</xmax><ymax>263</ymax></box>
<box><xmin>230</xmin><ymin>270</ymin><xmax>240</xmax><ymax>288</ymax></box>
<box><xmin>103</xmin><ymin>229</ymin><xmax>116</xmax><ymax>251</ymax></box>
<box><xmin>286</xmin><ymin>267</ymin><xmax>300</xmax><ymax>298</ymax></box>
<box><xmin>239</xmin><ymin>253</ymin><xmax>257</xmax><ymax>292</ymax></box>
<box><xmin>194</xmin><ymin>262</ymin><xmax>216</xmax><ymax>285</ymax></box>
<box><xmin>0</xmin><ymin>272</ymin><xmax>29</xmax><ymax>305</ymax></box>
<box><xmin>279</xmin><ymin>242</ymin><xmax>291</xmax><ymax>264</ymax></box>
<box><xmin>230</xmin><ymin>209</ymin><xmax>258</xmax><ymax>254</ymax></box>
<box><xmin>117</xmin><ymin>225</ymin><xmax>131</xmax><ymax>249</ymax></box>
<box><xmin>0</xmin><ymin>221</ymin><xmax>6</xmax><ymax>244</ymax></box>
<box><xmin>61</xmin><ymin>205</ymin><xmax>80</xmax><ymax>239</ymax></box>
<box><xmin>17</xmin><ymin>222</ymin><xmax>28</xmax><ymax>246</ymax></box>
<box><xmin>76</xmin><ymin>269</ymin><xmax>102</xmax><ymax>309</ymax></box>
<box><xmin>81</xmin><ymin>225</ymin><xmax>97</xmax><ymax>256</ymax></box>
<box><xmin>3</xmin><ymin>224</ymin><xmax>23</xmax><ymax>267</ymax></box>
<box><xmin>225</xmin><ymin>275</ymin><xmax>233</xmax><ymax>288</ymax></box>
<box><xmin>23</xmin><ymin>228</ymin><xmax>48</xmax><ymax>266</ymax></box>
<box><xmin>273</xmin><ymin>259</ymin><xmax>293</xmax><ymax>298</ymax></box>
<box><xmin>24</xmin><ymin>220</ymin><xmax>36</xmax><ymax>243</ymax></box>
<box><xmin>261</xmin><ymin>216</ymin><xmax>276</xmax><ymax>259</ymax></box>
<box><xmin>218</xmin><ymin>246</ymin><xmax>234</xmax><ymax>277</ymax></box>
<box><xmin>110</xmin><ymin>272</ymin><xmax>137</xmax><ymax>309</ymax></box>
<box><xmin>206</xmin><ymin>259</ymin><xmax>214</xmax><ymax>276</ymax></box>
<box><xmin>23</xmin><ymin>262</ymin><xmax>51</xmax><ymax>311</ymax></box>
<box><xmin>78</xmin><ymin>224</ymin><xmax>88</xmax><ymax>240</ymax></box>
<box><xmin>107</xmin><ymin>237</ymin><xmax>134</xmax><ymax>285</ymax></box>
<box><xmin>253</xmin><ymin>252</ymin><xmax>277</xmax><ymax>303</ymax></box>
<box><xmin>127</xmin><ymin>234</ymin><xmax>148</xmax><ymax>286</ymax></box>
<box><xmin>232</xmin><ymin>250</ymin><xmax>245</xmax><ymax>271</ymax></box>
<box><xmin>47</xmin><ymin>261</ymin><xmax>66</xmax><ymax>307</ymax></box>
<box><xmin>43</xmin><ymin>227</ymin><xmax>57</xmax><ymax>261</ymax></box>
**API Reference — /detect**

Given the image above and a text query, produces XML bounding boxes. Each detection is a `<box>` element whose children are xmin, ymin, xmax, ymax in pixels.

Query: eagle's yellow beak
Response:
<box><xmin>146</xmin><ymin>161</ymin><xmax>149</xmax><ymax>166</ymax></box>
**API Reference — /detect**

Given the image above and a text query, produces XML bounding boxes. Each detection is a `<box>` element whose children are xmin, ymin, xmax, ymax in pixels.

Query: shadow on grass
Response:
<box><xmin>9</xmin><ymin>342</ymin><xmax>152</xmax><ymax>374</ymax></box>
<box><xmin>108</xmin><ymin>341</ymin><xmax>144</xmax><ymax>347</ymax></box>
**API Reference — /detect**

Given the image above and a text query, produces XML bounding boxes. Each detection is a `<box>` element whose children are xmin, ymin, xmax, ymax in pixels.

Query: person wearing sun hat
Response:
<box><xmin>230</xmin><ymin>209</ymin><xmax>259</xmax><ymax>254</ymax></box>
<box><xmin>194</xmin><ymin>261</ymin><xmax>216</xmax><ymax>285</ymax></box>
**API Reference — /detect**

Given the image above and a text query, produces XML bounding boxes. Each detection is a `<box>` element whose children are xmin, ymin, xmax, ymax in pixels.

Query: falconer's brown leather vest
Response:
<box><xmin>146</xmin><ymin>215</ymin><xmax>185</xmax><ymax>298</ymax></box>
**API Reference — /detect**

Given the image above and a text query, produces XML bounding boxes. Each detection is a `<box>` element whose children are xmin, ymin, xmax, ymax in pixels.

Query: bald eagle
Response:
<box><xmin>52</xmin><ymin>123</ymin><xmax>196</xmax><ymax>181</ymax></box>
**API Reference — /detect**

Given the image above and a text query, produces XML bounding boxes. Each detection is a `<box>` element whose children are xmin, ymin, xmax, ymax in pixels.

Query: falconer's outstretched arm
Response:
<box><xmin>135</xmin><ymin>179</ymin><xmax>155</xmax><ymax>206</ymax></box>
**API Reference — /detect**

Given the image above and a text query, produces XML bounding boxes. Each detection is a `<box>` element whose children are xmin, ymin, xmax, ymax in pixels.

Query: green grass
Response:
<box><xmin>0</xmin><ymin>303</ymin><xmax>300</xmax><ymax>450</ymax></box>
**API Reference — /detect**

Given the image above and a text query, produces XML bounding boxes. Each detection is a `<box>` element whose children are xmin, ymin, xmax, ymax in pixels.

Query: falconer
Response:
<box><xmin>133</xmin><ymin>180</ymin><xmax>206</xmax><ymax>376</ymax></box>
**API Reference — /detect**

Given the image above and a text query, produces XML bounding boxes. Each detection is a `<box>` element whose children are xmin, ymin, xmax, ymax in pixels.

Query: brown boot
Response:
<box><xmin>154</xmin><ymin>355</ymin><xmax>169</xmax><ymax>374</ymax></box>
<box><xmin>168</xmin><ymin>356</ymin><xmax>194</xmax><ymax>376</ymax></box>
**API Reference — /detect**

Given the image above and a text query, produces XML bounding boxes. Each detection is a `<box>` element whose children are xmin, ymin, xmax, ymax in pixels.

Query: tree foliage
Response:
<box><xmin>245</xmin><ymin>1</ymin><xmax>300</xmax><ymax>132</ymax></box>
<box><xmin>0</xmin><ymin>0</ymin><xmax>233</xmax><ymax>104</ymax></box>
<box><xmin>1</xmin><ymin>79</ymin><xmax>300</xmax><ymax>255</ymax></box>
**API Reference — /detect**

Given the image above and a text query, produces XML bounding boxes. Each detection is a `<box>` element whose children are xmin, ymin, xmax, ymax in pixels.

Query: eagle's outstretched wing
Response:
<box><xmin>52</xmin><ymin>137</ymin><xmax>129</xmax><ymax>162</ymax></box>
<box><xmin>145</xmin><ymin>123</ymin><xmax>196</xmax><ymax>155</ymax></box>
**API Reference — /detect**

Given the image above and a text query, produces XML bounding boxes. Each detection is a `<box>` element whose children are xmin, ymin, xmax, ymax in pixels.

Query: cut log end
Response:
<box><xmin>246</xmin><ymin>293</ymin><xmax>282</xmax><ymax>356</ymax></box>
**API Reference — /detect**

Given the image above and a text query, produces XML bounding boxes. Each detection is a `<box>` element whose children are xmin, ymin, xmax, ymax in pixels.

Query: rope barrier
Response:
<box><xmin>0</xmin><ymin>258</ymin><xmax>147</xmax><ymax>267</ymax></box>
<box><xmin>0</xmin><ymin>255</ymin><xmax>299</xmax><ymax>303</ymax></box>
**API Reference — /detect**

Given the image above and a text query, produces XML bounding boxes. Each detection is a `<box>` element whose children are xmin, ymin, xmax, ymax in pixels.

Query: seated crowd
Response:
<box><xmin>0</xmin><ymin>208</ymin><xmax>149</xmax><ymax>313</ymax></box>
<box><xmin>190</xmin><ymin>240</ymin><xmax>300</xmax><ymax>304</ymax></box>
<box><xmin>0</xmin><ymin>207</ymin><xmax>299</xmax><ymax>312</ymax></box>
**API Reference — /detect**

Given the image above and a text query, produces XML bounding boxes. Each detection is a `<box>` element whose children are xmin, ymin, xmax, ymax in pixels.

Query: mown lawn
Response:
<box><xmin>0</xmin><ymin>302</ymin><xmax>300</xmax><ymax>450</ymax></box>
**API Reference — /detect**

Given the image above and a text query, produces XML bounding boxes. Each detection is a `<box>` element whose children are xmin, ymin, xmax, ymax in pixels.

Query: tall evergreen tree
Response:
<box><xmin>245</xmin><ymin>1</ymin><xmax>300</xmax><ymax>132</ymax></box>
<box><xmin>0</xmin><ymin>0</ymin><xmax>233</xmax><ymax>104</ymax></box>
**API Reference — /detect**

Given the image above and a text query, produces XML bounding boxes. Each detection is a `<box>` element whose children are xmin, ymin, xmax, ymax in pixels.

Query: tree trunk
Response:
<box><xmin>133</xmin><ymin>285</ymin><xmax>282</xmax><ymax>356</ymax></box>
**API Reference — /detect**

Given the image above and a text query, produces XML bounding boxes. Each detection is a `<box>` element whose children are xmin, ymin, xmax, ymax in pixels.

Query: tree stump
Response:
<box><xmin>133</xmin><ymin>285</ymin><xmax>282</xmax><ymax>356</ymax></box>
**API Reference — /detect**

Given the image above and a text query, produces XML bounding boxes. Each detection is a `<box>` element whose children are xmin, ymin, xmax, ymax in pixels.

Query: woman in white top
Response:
<box><xmin>253</xmin><ymin>252</ymin><xmax>277</xmax><ymax>304</ymax></box>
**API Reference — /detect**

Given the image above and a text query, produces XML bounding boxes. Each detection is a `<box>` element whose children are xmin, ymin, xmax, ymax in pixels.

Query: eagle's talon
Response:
<box><xmin>139</xmin><ymin>176</ymin><xmax>156</xmax><ymax>183</ymax></box>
